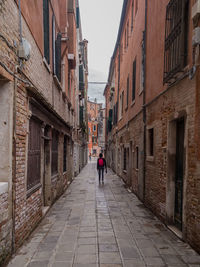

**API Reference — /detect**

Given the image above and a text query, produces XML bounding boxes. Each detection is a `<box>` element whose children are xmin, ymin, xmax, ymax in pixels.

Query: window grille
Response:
<box><xmin>43</xmin><ymin>0</ymin><xmax>50</xmax><ymax>64</ymax></box>
<box><xmin>132</xmin><ymin>59</ymin><xmax>136</xmax><ymax>101</ymax></box>
<box><xmin>27</xmin><ymin>118</ymin><xmax>41</xmax><ymax>190</ymax></box>
<box><xmin>164</xmin><ymin>0</ymin><xmax>189</xmax><ymax>83</ymax></box>
<box><xmin>51</xmin><ymin>130</ymin><xmax>58</xmax><ymax>176</ymax></box>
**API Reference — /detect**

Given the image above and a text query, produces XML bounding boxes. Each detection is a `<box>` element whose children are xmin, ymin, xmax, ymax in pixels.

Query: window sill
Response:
<box><xmin>53</xmin><ymin>75</ymin><xmax>63</xmax><ymax>91</ymax></box>
<box><xmin>51</xmin><ymin>173</ymin><xmax>59</xmax><ymax>180</ymax></box>
<box><xmin>139</xmin><ymin>89</ymin><xmax>144</xmax><ymax>96</ymax></box>
<box><xmin>27</xmin><ymin>183</ymin><xmax>42</xmax><ymax>198</ymax></box>
<box><xmin>146</xmin><ymin>155</ymin><xmax>154</xmax><ymax>162</ymax></box>
<box><xmin>131</xmin><ymin>100</ymin><xmax>135</xmax><ymax>107</ymax></box>
<box><xmin>43</xmin><ymin>58</ymin><xmax>51</xmax><ymax>73</ymax></box>
<box><xmin>123</xmin><ymin>170</ymin><xmax>127</xmax><ymax>174</ymax></box>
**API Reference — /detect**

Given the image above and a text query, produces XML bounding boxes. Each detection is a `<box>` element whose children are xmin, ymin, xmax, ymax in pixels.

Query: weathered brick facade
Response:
<box><xmin>105</xmin><ymin>0</ymin><xmax>200</xmax><ymax>253</ymax></box>
<box><xmin>0</xmin><ymin>0</ymin><xmax>88</xmax><ymax>264</ymax></box>
<box><xmin>0</xmin><ymin>184</ymin><xmax>12</xmax><ymax>265</ymax></box>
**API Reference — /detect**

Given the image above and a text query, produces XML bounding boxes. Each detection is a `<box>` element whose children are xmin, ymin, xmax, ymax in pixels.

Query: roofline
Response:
<box><xmin>106</xmin><ymin>0</ymin><xmax>128</xmax><ymax>85</ymax></box>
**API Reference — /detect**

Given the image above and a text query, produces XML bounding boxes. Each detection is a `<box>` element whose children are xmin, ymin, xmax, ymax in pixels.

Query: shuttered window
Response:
<box><xmin>51</xmin><ymin>130</ymin><xmax>58</xmax><ymax>176</ymax></box>
<box><xmin>164</xmin><ymin>0</ymin><xmax>189</xmax><ymax>83</ymax></box>
<box><xmin>27</xmin><ymin>118</ymin><xmax>41</xmax><ymax>191</ymax></box>
<box><xmin>63</xmin><ymin>136</ymin><xmax>67</xmax><ymax>172</ymax></box>
<box><xmin>76</xmin><ymin>7</ymin><xmax>80</xmax><ymax>28</ymax></box>
<box><xmin>52</xmin><ymin>15</ymin><xmax>56</xmax><ymax>74</ymax></box>
<box><xmin>132</xmin><ymin>59</ymin><xmax>136</xmax><ymax>102</ymax></box>
<box><xmin>79</xmin><ymin>65</ymin><xmax>84</xmax><ymax>90</ymax></box>
<box><xmin>55</xmin><ymin>33</ymin><xmax>62</xmax><ymax>82</ymax></box>
<box><xmin>127</xmin><ymin>75</ymin><xmax>129</xmax><ymax>108</ymax></box>
<box><xmin>108</xmin><ymin>109</ymin><xmax>113</xmax><ymax>132</ymax></box>
<box><xmin>43</xmin><ymin>0</ymin><xmax>50</xmax><ymax>64</ymax></box>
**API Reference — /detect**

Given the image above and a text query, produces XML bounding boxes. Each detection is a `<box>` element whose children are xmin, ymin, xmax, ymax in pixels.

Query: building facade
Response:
<box><xmin>0</xmin><ymin>0</ymin><xmax>87</xmax><ymax>264</ymax></box>
<box><xmin>88</xmin><ymin>100</ymin><xmax>105</xmax><ymax>157</ymax></box>
<box><xmin>105</xmin><ymin>0</ymin><xmax>200</xmax><ymax>253</ymax></box>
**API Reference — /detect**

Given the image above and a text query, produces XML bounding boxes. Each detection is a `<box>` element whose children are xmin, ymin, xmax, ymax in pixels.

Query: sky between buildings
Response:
<box><xmin>79</xmin><ymin>0</ymin><xmax>123</xmax><ymax>104</ymax></box>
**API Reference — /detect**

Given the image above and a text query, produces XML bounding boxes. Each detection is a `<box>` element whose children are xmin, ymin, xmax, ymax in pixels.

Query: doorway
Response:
<box><xmin>166</xmin><ymin>116</ymin><xmax>185</xmax><ymax>232</ymax></box>
<box><xmin>174</xmin><ymin>118</ymin><xmax>185</xmax><ymax>230</ymax></box>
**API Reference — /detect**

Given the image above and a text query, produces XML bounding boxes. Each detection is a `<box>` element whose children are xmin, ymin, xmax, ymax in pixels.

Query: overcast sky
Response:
<box><xmin>79</xmin><ymin>0</ymin><xmax>123</xmax><ymax>103</ymax></box>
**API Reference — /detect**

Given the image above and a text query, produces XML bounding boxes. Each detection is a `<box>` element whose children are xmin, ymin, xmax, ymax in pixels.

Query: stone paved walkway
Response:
<box><xmin>7</xmin><ymin>162</ymin><xmax>200</xmax><ymax>267</ymax></box>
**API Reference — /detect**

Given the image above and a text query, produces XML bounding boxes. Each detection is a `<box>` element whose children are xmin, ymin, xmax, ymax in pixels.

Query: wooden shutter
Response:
<box><xmin>51</xmin><ymin>130</ymin><xmax>58</xmax><ymax>176</ymax></box>
<box><xmin>63</xmin><ymin>136</ymin><xmax>67</xmax><ymax>172</ymax></box>
<box><xmin>27</xmin><ymin>118</ymin><xmax>41</xmax><ymax>191</ymax></box>
<box><xmin>43</xmin><ymin>0</ymin><xmax>50</xmax><ymax>64</ymax></box>
<box><xmin>79</xmin><ymin>65</ymin><xmax>84</xmax><ymax>90</ymax></box>
<box><xmin>132</xmin><ymin>59</ymin><xmax>136</xmax><ymax>101</ymax></box>
<box><xmin>55</xmin><ymin>33</ymin><xmax>62</xmax><ymax>82</ymax></box>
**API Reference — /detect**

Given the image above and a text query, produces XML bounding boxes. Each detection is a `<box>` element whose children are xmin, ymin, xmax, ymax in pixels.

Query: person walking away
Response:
<box><xmin>97</xmin><ymin>153</ymin><xmax>107</xmax><ymax>183</ymax></box>
<box><xmin>89</xmin><ymin>153</ymin><xmax>91</xmax><ymax>162</ymax></box>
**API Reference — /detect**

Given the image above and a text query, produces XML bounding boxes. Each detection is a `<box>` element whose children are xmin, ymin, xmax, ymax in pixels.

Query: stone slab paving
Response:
<box><xmin>7</xmin><ymin>162</ymin><xmax>200</xmax><ymax>267</ymax></box>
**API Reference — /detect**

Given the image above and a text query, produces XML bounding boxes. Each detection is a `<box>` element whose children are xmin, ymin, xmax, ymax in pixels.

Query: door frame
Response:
<box><xmin>166</xmin><ymin>112</ymin><xmax>187</xmax><ymax>235</ymax></box>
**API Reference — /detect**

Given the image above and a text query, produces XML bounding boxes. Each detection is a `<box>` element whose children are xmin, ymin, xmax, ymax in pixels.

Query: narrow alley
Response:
<box><xmin>7</xmin><ymin>162</ymin><xmax>200</xmax><ymax>267</ymax></box>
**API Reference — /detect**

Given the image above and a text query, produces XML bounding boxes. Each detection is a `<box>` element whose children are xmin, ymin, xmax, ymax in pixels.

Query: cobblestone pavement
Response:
<box><xmin>7</xmin><ymin>162</ymin><xmax>200</xmax><ymax>267</ymax></box>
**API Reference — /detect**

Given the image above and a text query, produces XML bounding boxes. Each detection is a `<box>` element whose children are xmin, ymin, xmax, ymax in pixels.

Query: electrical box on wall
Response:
<box><xmin>18</xmin><ymin>38</ymin><xmax>31</xmax><ymax>61</ymax></box>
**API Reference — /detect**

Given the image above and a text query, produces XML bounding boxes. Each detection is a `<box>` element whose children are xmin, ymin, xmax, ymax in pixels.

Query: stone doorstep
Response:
<box><xmin>0</xmin><ymin>182</ymin><xmax>8</xmax><ymax>194</ymax></box>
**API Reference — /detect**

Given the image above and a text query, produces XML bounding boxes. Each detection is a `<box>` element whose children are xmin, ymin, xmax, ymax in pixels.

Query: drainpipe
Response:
<box><xmin>143</xmin><ymin>0</ymin><xmax>147</xmax><ymax>202</ymax></box>
<box><xmin>12</xmin><ymin>73</ymin><xmax>17</xmax><ymax>254</ymax></box>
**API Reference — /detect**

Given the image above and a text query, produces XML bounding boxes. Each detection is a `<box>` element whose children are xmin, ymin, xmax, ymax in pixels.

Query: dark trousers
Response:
<box><xmin>98</xmin><ymin>168</ymin><xmax>104</xmax><ymax>181</ymax></box>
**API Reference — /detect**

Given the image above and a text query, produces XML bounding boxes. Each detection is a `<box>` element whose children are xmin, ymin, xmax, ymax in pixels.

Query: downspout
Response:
<box><xmin>12</xmin><ymin>0</ymin><xmax>23</xmax><ymax>252</ymax></box>
<box><xmin>143</xmin><ymin>0</ymin><xmax>147</xmax><ymax>202</ymax></box>
<box><xmin>12</xmin><ymin>74</ymin><xmax>17</xmax><ymax>255</ymax></box>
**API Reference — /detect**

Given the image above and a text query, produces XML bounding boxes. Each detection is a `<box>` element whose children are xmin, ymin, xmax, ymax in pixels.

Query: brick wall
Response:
<box><xmin>0</xmin><ymin>184</ymin><xmax>12</xmax><ymax>265</ymax></box>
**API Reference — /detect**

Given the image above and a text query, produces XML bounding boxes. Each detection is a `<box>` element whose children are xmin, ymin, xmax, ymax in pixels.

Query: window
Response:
<box><xmin>136</xmin><ymin>146</ymin><xmax>139</xmax><ymax>169</ymax></box>
<box><xmin>63</xmin><ymin>136</ymin><xmax>67</xmax><ymax>172</ymax></box>
<box><xmin>123</xmin><ymin>148</ymin><xmax>127</xmax><ymax>171</ymax></box>
<box><xmin>140</xmin><ymin>43</ymin><xmax>144</xmax><ymax>93</ymax></box>
<box><xmin>51</xmin><ymin>130</ymin><xmax>58</xmax><ymax>176</ymax></box>
<box><xmin>126</xmin><ymin>75</ymin><xmax>129</xmax><ymax>108</ymax></box>
<box><xmin>76</xmin><ymin>7</ymin><xmax>80</xmax><ymax>28</ymax></box>
<box><xmin>127</xmin><ymin>21</ymin><xmax>129</xmax><ymax>47</ymax></box>
<box><xmin>93</xmin><ymin>125</ymin><xmax>96</xmax><ymax>131</ymax></box>
<box><xmin>135</xmin><ymin>0</ymin><xmax>138</xmax><ymax>15</ymax></box>
<box><xmin>131</xmin><ymin>1</ymin><xmax>134</xmax><ymax>31</ymax></box>
<box><xmin>164</xmin><ymin>0</ymin><xmax>189</xmax><ymax>83</ymax></box>
<box><xmin>43</xmin><ymin>0</ymin><xmax>50</xmax><ymax>64</ymax></box>
<box><xmin>27</xmin><ymin>118</ymin><xmax>41</xmax><ymax>191</ymax></box>
<box><xmin>125</xmin><ymin>29</ymin><xmax>127</xmax><ymax>50</ymax></box>
<box><xmin>119</xmin><ymin>94</ymin><xmax>122</xmax><ymax>119</ymax></box>
<box><xmin>148</xmin><ymin>128</ymin><xmax>154</xmax><ymax>156</ymax></box>
<box><xmin>52</xmin><ymin>15</ymin><xmax>56</xmax><ymax>74</ymax></box>
<box><xmin>55</xmin><ymin>33</ymin><xmax>62</xmax><ymax>81</ymax></box>
<box><xmin>132</xmin><ymin>59</ymin><xmax>136</xmax><ymax>102</ymax></box>
<box><xmin>122</xmin><ymin>91</ymin><xmax>124</xmax><ymax>115</ymax></box>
